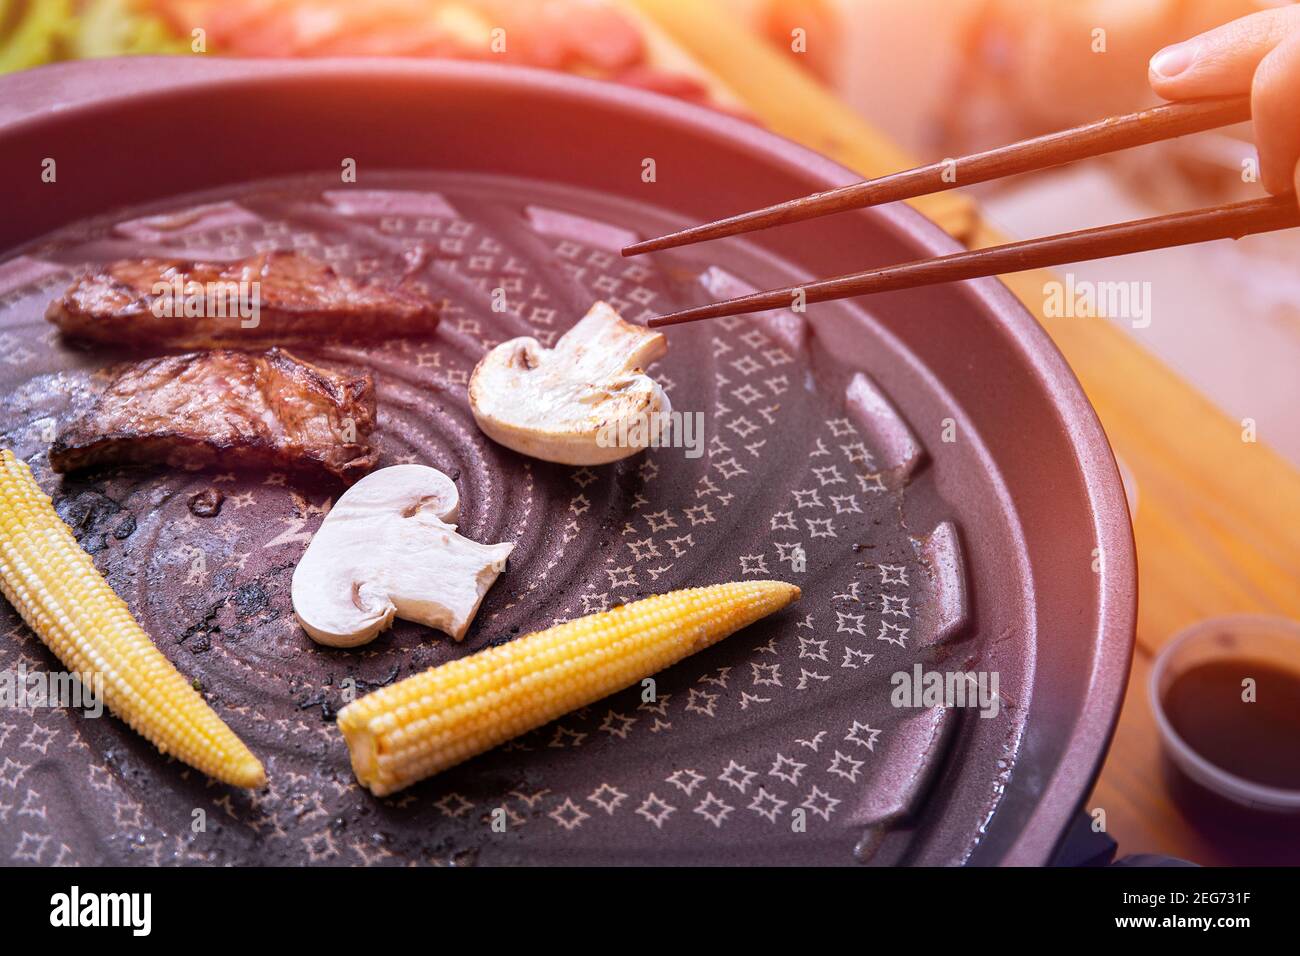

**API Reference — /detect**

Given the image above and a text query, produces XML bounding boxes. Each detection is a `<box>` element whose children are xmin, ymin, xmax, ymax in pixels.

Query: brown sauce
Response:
<box><xmin>1163</xmin><ymin>658</ymin><xmax>1300</xmax><ymax>790</ymax></box>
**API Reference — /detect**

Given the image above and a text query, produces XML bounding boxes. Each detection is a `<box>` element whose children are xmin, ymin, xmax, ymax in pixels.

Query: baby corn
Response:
<box><xmin>338</xmin><ymin>579</ymin><xmax>800</xmax><ymax>796</ymax></box>
<box><xmin>0</xmin><ymin>450</ymin><xmax>265</xmax><ymax>788</ymax></box>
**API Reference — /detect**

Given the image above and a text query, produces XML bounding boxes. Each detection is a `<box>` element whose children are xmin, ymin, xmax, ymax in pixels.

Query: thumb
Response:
<box><xmin>1149</xmin><ymin>5</ymin><xmax>1300</xmax><ymax>99</ymax></box>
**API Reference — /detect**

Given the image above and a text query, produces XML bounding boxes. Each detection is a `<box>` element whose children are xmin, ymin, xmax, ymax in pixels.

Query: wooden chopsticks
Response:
<box><xmin>646</xmin><ymin>195</ymin><xmax>1299</xmax><ymax>327</ymax></box>
<box><xmin>620</xmin><ymin>94</ymin><xmax>1298</xmax><ymax>328</ymax></box>
<box><xmin>625</xmin><ymin>96</ymin><xmax>1249</xmax><ymax>257</ymax></box>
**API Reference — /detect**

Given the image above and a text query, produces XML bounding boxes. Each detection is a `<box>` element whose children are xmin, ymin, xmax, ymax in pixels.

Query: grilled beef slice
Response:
<box><xmin>50</xmin><ymin>348</ymin><xmax>378</xmax><ymax>484</ymax></box>
<box><xmin>46</xmin><ymin>251</ymin><xmax>440</xmax><ymax>347</ymax></box>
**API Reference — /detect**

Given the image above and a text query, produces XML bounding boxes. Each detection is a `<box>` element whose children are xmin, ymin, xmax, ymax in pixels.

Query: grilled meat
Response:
<box><xmin>50</xmin><ymin>348</ymin><xmax>378</xmax><ymax>483</ymax></box>
<box><xmin>46</xmin><ymin>251</ymin><xmax>440</xmax><ymax>347</ymax></box>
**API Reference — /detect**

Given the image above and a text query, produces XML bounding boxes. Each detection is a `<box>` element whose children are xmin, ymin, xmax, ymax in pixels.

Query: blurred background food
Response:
<box><xmin>1</xmin><ymin>0</ymin><xmax>1297</xmax><ymax>468</ymax></box>
<box><xmin>0</xmin><ymin>0</ymin><xmax>740</xmax><ymax>108</ymax></box>
<box><xmin>0</xmin><ymin>0</ymin><xmax>185</xmax><ymax>71</ymax></box>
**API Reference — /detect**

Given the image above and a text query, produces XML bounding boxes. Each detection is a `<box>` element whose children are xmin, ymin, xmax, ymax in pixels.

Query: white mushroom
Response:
<box><xmin>469</xmin><ymin>301</ymin><xmax>670</xmax><ymax>465</ymax></box>
<box><xmin>291</xmin><ymin>464</ymin><xmax>513</xmax><ymax>646</ymax></box>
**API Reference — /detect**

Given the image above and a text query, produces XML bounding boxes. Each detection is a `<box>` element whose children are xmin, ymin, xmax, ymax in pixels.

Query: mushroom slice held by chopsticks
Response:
<box><xmin>291</xmin><ymin>465</ymin><xmax>514</xmax><ymax>647</ymax></box>
<box><xmin>469</xmin><ymin>301</ymin><xmax>669</xmax><ymax>465</ymax></box>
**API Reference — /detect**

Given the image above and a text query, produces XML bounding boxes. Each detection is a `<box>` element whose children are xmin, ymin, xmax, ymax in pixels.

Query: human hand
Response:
<box><xmin>1149</xmin><ymin>4</ymin><xmax>1300</xmax><ymax>201</ymax></box>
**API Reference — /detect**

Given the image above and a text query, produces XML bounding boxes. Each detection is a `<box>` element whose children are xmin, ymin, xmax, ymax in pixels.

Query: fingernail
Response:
<box><xmin>1150</xmin><ymin>42</ymin><xmax>1196</xmax><ymax>79</ymax></box>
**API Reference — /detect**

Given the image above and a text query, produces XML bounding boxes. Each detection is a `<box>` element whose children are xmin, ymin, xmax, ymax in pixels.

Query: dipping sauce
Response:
<box><xmin>1163</xmin><ymin>658</ymin><xmax>1300</xmax><ymax>790</ymax></box>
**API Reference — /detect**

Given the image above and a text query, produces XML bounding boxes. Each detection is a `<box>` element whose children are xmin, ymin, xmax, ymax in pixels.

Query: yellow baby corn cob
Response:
<box><xmin>0</xmin><ymin>450</ymin><xmax>265</xmax><ymax>788</ymax></box>
<box><xmin>338</xmin><ymin>579</ymin><xmax>800</xmax><ymax>796</ymax></box>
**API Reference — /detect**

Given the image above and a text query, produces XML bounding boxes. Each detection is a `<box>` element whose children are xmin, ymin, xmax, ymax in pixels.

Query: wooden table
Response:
<box><xmin>630</xmin><ymin>0</ymin><xmax>1300</xmax><ymax>865</ymax></box>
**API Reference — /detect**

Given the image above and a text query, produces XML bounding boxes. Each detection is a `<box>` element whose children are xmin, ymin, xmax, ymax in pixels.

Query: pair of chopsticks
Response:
<box><xmin>628</xmin><ymin>95</ymin><xmax>1300</xmax><ymax>328</ymax></box>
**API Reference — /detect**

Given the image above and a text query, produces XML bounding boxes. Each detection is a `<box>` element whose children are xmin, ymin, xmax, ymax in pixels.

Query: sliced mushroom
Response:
<box><xmin>291</xmin><ymin>464</ymin><xmax>513</xmax><ymax>646</ymax></box>
<box><xmin>469</xmin><ymin>301</ymin><xmax>670</xmax><ymax>465</ymax></box>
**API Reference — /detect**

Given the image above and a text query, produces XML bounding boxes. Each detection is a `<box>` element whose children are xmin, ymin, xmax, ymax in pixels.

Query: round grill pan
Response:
<box><xmin>0</xmin><ymin>58</ymin><xmax>1135</xmax><ymax>866</ymax></box>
